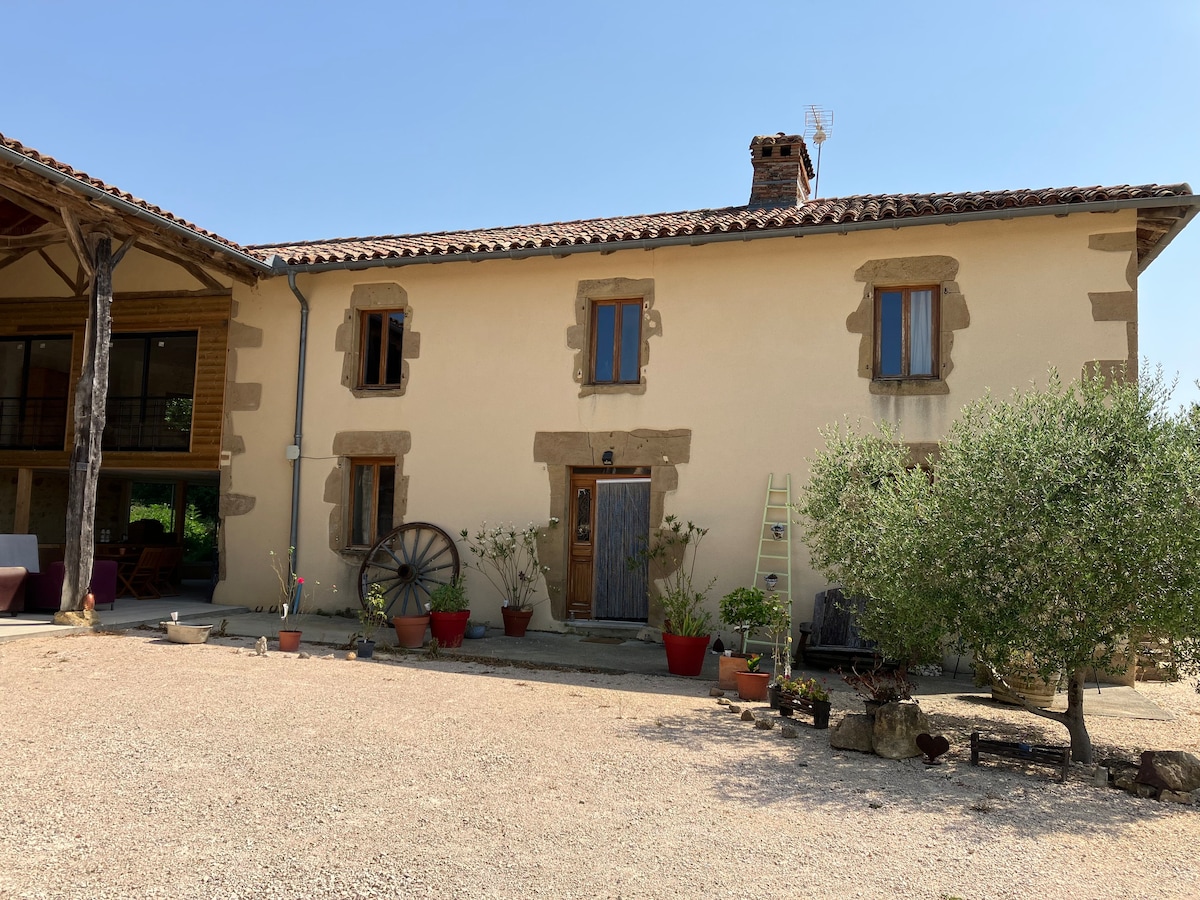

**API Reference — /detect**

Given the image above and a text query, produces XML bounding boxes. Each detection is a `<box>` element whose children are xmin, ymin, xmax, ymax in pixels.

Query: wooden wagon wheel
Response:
<box><xmin>358</xmin><ymin>522</ymin><xmax>461</xmax><ymax>619</ymax></box>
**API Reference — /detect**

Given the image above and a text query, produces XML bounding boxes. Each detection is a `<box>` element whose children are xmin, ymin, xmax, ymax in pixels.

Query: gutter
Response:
<box><xmin>275</xmin><ymin>193</ymin><xmax>1200</xmax><ymax>275</ymax></box>
<box><xmin>0</xmin><ymin>144</ymin><xmax>274</xmax><ymax>277</ymax></box>
<box><xmin>285</xmin><ymin>269</ymin><xmax>310</xmax><ymax>607</ymax></box>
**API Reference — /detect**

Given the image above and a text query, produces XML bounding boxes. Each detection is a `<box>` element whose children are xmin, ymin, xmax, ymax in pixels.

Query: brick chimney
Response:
<box><xmin>748</xmin><ymin>133</ymin><xmax>815</xmax><ymax>208</ymax></box>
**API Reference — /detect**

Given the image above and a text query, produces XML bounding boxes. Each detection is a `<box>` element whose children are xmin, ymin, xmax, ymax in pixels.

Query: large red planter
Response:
<box><xmin>429</xmin><ymin>610</ymin><xmax>470</xmax><ymax>648</ymax></box>
<box><xmin>662</xmin><ymin>632</ymin><xmax>710</xmax><ymax>676</ymax></box>
<box><xmin>501</xmin><ymin>607</ymin><xmax>534</xmax><ymax>637</ymax></box>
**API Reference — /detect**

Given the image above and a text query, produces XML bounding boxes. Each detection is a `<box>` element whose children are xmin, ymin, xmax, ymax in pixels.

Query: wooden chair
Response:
<box><xmin>126</xmin><ymin>547</ymin><xmax>164</xmax><ymax>599</ymax></box>
<box><xmin>154</xmin><ymin>546</ymin><xmax>183</xmax><ymax>597</ymax></box>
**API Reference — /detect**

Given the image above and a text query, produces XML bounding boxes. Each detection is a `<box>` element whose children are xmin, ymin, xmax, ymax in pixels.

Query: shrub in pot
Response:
<box><xmin>428</xmin><ymin>576</ymin><xmax>470</xmax><ymax>648</ymax></box>
<box><xmin>355</xmin><ymin>583</ymin><xmax>388</xmax><ymax>659</ymax></box>
<box><xmin>460</xmin><ymin>518</ymin><xmax>559</xmax><ymax>636</ymax></box>
<box><xmin>630</xmin><ymin>516</ymin><xmax>714</xmax><ymax>676</ymax></box>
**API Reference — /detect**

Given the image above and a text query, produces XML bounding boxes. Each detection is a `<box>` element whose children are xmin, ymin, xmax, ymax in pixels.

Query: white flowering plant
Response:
<box><xmin>460</xmin><ymin>519</ymin><xmax>559</xmax><ymax>612</ymax></box>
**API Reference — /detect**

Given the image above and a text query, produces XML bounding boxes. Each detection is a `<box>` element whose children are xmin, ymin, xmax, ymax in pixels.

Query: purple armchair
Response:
<box><xmin>0</xmin><ymin>567</ymin><xmax>26</xmax><ymax>615</ymax></box>
<box><xmin>25</xmin><ymin>560</ymin><xmax>118</xmax><ymax>612</ymax></box>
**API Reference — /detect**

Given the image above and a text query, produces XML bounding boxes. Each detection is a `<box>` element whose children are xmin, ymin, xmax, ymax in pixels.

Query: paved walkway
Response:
<box><xmin>0</xmin><ymin>596</ymin><xmax>1170</xmax><ymax>718</ymax></box>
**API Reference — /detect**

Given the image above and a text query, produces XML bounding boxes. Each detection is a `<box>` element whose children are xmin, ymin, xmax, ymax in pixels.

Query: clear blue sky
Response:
<box><xmin>7</xmin><ymin>1</ymin><xmax>1198</xmax><ymax>405</ymax></box>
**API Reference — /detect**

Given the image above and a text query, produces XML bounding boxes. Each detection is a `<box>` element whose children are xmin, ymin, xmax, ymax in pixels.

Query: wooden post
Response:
<box><xmin>13</xmin><ymin>468</ymin><xmax>33</xmax><ymax>533</ymax></box>
<box><xmin>60</xmin><ymin>235</ymin><xmax>113</xmax><ymax>613</ymax></box>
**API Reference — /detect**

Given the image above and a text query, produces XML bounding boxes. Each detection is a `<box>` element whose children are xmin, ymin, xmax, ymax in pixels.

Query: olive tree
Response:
<box><xmin>797</xmin><ymin>370</ymin><xmax>1200</xmax><ymax>763</ymax></box>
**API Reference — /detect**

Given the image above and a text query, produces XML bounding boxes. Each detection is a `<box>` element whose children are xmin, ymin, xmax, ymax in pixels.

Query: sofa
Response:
<box><xmin>0</xmin><ymin>567</ymin><xmax>26</xmax><ymax>615</ymax></box>
<box><xmin>25</xmin><ymin>560</ymin><xmax>119</xmax><ymax>612</ymax></box>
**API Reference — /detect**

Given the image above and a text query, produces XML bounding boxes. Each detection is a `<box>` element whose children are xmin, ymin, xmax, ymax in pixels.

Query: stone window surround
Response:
<box><xmin>1085</xmin><ymin>231</ymin><xmax>1138</xmax><ymax>386</ymax></box>
<box><xmin>336</xmin><ymin>282</ymin><xmax>421</xmax><ymax>398</ymax></box>
<box><xmin>567</xmin><ymin>277</ymin><xmax>661</xmax><ymax>398</ymax></box>
<box><xmin>533</xmin><ymin>428</ymin><xmax>691</xmax><ymax>625</ymax></box>
<box><xmin>324</xmin><ymin>431</ymin><xmax>411</xmax><ymax>557</ymax></box>
<box><xmin>847</xmin><ymin>256</ymin><xmax>970</xmax><ymax>397</ymax></box>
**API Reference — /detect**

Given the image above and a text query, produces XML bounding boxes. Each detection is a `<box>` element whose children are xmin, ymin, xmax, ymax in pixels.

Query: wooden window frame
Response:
<box><xmin>873</xmin><ymin>285</ymin><xmax>940</xmax><ymax>381</ymax></box>
<box><xmin>347</xmin><ymin>457</ymin><xmax>396</xmax><ymax>549</ymax></box>
<box><xmin>358</xmin><ymin>309</ymin><xmax>405</xmax><ymax>389</ymax></box>
<box><xmin>589</xmin><ymin>298</ymin><xmax>642</xmax><ymax>385</ymax></box>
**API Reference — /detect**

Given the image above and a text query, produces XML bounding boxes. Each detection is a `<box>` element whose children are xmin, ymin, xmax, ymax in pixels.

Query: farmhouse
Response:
<box><xmin>0</xmin><ymin>131</ymin><xmax>1195</xmax><ymax>631</ymax></box>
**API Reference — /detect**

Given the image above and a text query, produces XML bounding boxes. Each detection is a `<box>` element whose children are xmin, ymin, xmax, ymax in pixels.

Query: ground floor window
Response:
<box><xmin>349</xmin><ymin>459</ymin><xmax>396</xmax><ymax>548</ymax></box>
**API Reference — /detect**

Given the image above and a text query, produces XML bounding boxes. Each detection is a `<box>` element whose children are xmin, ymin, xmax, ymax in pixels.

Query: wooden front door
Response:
<box><xmin>567</xmin><ymin>470</ymin><xmax>651</xmax><ymax>621</ymax></box>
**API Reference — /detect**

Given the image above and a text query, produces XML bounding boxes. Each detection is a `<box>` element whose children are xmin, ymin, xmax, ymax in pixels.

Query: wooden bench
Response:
<box><xmin>970</xmin><ymin>732</ymin><xmax>1070</xmax><ymax>781</ymax></box>
<box><xmin>798</xmin><ymin>588</ymin><xmax>891</xmax><ymax>671</ymax></box>
<box><xmin>777</xmin><ymin>694</ymin><xmax>831</xmax><ymax>729</ymax></box>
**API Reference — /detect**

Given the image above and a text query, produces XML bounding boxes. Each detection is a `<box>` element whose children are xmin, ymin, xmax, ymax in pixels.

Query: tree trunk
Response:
<box><xmin>1064</xmin><ymin>668</ymin><xmax>1093</xmax><ymax>764</ymax></box>
<box><xmin>60</xmin><ymin>236</ymin><xmax>112</xmax><ymax>612</ymax></box>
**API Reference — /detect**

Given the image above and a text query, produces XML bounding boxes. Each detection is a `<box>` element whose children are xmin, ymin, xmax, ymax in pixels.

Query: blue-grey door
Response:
<box><xmin>593</xmin><ymin>479</ymin><xmax>651</xmax><ymax>620</ymax></box>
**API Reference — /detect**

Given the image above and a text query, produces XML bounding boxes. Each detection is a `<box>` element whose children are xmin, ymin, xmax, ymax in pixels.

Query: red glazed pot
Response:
<box><xmin>429</xmin><ymin>610</ymin><xmax>470</xmax><ymax>648</ymax></box>
<box><xmin>661</xmin><ymin>632</ymin><xmax>710</xmax><ymax>677</ymax></box>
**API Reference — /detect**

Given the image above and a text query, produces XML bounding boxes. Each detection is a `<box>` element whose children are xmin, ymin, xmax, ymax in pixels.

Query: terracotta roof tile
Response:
<box><xmin>252</xmin><ymin>184</ymin><xmax>1193</xmax><ymax>267</ymax></box>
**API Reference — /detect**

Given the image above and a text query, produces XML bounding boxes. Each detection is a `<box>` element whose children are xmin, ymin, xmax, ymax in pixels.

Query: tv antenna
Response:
<box><xmin>804</xmin><ymin>105</ymin><xmax>833</xmax><ymax>198</ymax></box>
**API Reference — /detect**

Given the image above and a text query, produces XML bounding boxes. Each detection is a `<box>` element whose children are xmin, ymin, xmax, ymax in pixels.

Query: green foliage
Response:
<box><xmin>428</xmin><ymin>576</ymin><xmax>469</xmax><ymax>613</ymax></box>
<box><xmin>459</xmin><ymin>519</ymin><xmax>558</xmax><ymax>611</ymax></box>
<box><xmin>797</xmin><ymin>368</ymin><xmax>1200</xmax><ymax>760</ymax></box>
<box><xmin>359</xmin><ymin>583</ymin><xmax>388</xmax><ymax>640</ymax></box>
<box><xmin>719</xmin><ymin>586</ymin><xmax>774</xmax><ymax>653</ymax></box>
<box><xmin>629</xmin><ymin>515</ymin><xmax>715</xmax><ymax>638</ymax></box>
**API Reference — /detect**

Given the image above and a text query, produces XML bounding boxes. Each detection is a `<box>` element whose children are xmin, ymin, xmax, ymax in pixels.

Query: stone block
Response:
<box><xmin>872</xmin><ymin>701</ymin><xmax>931</xmax><ymax>760</ymax></box>
<box><xmin>1136</xmin><ymin>750</ymin><xmax>1200</xmax><ymax>793</ymax></box>
<box><xmin>830</xmin><ymin>713</ymin><xmax>874</xmax><ymax>753</ymax></box>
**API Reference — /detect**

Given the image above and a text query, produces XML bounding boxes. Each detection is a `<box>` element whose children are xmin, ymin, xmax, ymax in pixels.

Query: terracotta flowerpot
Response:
<box><xmin>662</xmin><ymin>632</ymin><xmax>710</xmax><ymax>676</ymax></box>
<box><xmin>717</xmin><ymin>654</ymin><xmax>751</xmax><ymax>690</ymax></box>
<box><xmin>735</xmin><ymin>670</ymin><xmax>771</xmax><ymax>701</ymax></box>
<box><xmin>278</xmin><ymin>630</ymin><xmax>302</xmax><ymax>652</ymax></box>
<box><xmin>501</xmin><ymin>607</ymin><xmax>534</xmax><ymax>637</ymax></box>
<box><xmin>392</xmin><ymin>614</ymin><xmax>430</xmax><ymax>649</ymax></box>
<box><xmin>429</xmin><ymin>610</ymin><xmax>470</xmax><ymax>648</ymax></box>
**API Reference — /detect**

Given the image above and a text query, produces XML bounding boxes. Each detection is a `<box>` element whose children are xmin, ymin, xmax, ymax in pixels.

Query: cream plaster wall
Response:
<box><xmin>217</xmin><ymin>210</ymin><xmax>1138</xmax><ymax>629</ymax></box>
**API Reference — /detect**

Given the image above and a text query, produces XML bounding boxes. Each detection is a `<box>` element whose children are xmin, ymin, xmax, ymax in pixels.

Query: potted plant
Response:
<box><xmin>840</xmin><ymin>663</ymin><xmax>916</xmax><ymax>716</ymax></box>
<box><xmin>428</xmin><ymin>576</ymin><xmax>470</xmax><ymax>648</ymax></box>
<box><xmin>734</xmin><ymin>653</ymin><xmax>771</xmax><ymax>701</ymax></box>
<box><xmin>391</xmin><ymin>589</ymin><xmax>431</xmax><ymax>649</ymax></box>
<box><xmin>776</xmin><ymin>676</ymin><xmax>832</xmax><ymax>728</ymax></box>
<box><xmin>765</xmin><ymin>592</ymin><xmax>792</xmax><ymax>705</ymax></box>
<box><xmin>460</xmin><ymin>518</ymin><xmax>559</xmax><ymax>636</ymax></box>
<box><xmin>717</xmin><ymin>585</ymin><xmax>774</xmax><ymax>688</ymax></box>
<box><xmin>355</xmin><ymin>584</ymin><xmax>387</xmax><ymax>659</ymax></box>
<box><xmin>270</xmin><ymin>549</ymin><xmax>304</xmax><ymax>651</ymax></box>
<box><xmin>630</xmin><ymin>515</ymin><xmax>714</xmax><ymax>676</ymax></box>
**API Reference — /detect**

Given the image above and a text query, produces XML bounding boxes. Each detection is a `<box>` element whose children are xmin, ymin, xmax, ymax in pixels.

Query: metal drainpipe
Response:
<box><xmin>286</xmin><ymin>271</ymin><xmax>309</xmax><ymax>601</ymax></box>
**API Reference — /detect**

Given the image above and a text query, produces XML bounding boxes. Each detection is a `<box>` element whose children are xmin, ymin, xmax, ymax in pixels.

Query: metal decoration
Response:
<box><xmin>771</xmin><ymin>523</ymin><xmax>786</xmax><ymax>541</ymax></box>
<box><xmin>916</xmin><ymin>732</ymin><xmax>950</xmax><ymax>766</ymax></box>
<box><xmin>763</xmin><ymin>573</ymin><xmax>779</xmax><ymax>591</ymax></box>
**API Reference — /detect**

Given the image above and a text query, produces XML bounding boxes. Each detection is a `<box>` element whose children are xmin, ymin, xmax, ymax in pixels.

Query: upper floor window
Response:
<box><xmin>591</xmin><ymin>299</ymin><xmax>642</xmax><ymax>384</ymax></box>
<box><xmin>0</xmin><ymin>335</ymin><xmax>72</xmax><ymax>450</ymax></box>
<box><xmin>360</xmin><ymin>310</ymin><xmax>405</xmax><ymax>389</ymax></box>
<box><xmin>875</xmin><ymin>286</ymin><xmax>939</xmax><ymax>379</ymax></box>
<box><xmin>106</xmin><ymin>331</ymin><xmax>197</xmax><ymax>451</ymax></box>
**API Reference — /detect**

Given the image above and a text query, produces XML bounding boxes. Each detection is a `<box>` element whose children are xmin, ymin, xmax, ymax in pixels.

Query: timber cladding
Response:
<box><xmin>0</xmin><ymin>295</ymin><xmax>231</xmax><ymax>470</ymax></box>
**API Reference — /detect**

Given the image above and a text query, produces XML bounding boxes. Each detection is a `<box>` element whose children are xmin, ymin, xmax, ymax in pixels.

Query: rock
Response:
<box><xmin>1192</xmin><ymin>788</ymin><xmax>1200</xmax><ymax>805</ymax></box>
<box><xmin>709</xmin><ymin>687</ymin><xmax>725</xmax><ymax>698</ymax></box>
<box><xmin>1135</xmin><ymin>783</ymin><xmax>1158</xmax><ymax>799</ymax></box>
<box><xmin>1091</xmin><ymin>767</ymin><xmax>1110</xmax><ymax>787</ymax></box>
<box><xmin>1159</xmin><ymin>790</ymin><xmax>1194</xmax><ymax>804</ymax></box>
<box><xmin>635</xmin><ymin>627</ymin><xmax>662</xmax><ymax>644</ymax></box>
<box><xmin>754</xmin><ymin>717</ymin><xmax>775</xmax><ymax>730</ymax></box>
<box><xmin>1135</xmin><ymin>750</ymin><xmax>1200</xmax><ymax>793</ymax></box>
<box><xmin>716</xmin><ymin>697</ymin><xmax>731</xmax><ymax>706</ymax></box>
<box><xmin>872</xmin><ymin>701</ymin><xmax>931</xmax><ymax>760</ymax></box>
<box><xmin>830</xmin><ymin>713</ymin><xmax>875</xmax><ymax>753</ymax></box>
<box><xmin>780</xmin><ymin>725</ymin><xmax>798</xmax><ymax>739</ymax></box>
<box><xmin>52</xmin><ymin>609</ymin><xmax>99</xmax><ymax>627</ymax></box>
<box><xmin>740</xmin><ymin>709</ymin><xmax>755</xmax><ymax>722</ymax></box>
<box><xmin>347</xmin><ymin>652</ymin><xmax>357</xmax><ymax>660</ymax></box>
<box><xmin>253</xmin><ymin>636</ymin><xmax>268</xmax><ymax>657</ymax></box>
<box><xmin>1113</xmin><ymin>768</ymin><xmax>1139</xmax><ymax>793</ymax></box>
<box><xmin>728</xmin><ymin>704</ymin><xmax>741</xmax><ymax>713</ymax></box>
<box><xmin>298</xmin><ymin>651</ymin><xmax>311</xmax><ymax>660</ymax></box>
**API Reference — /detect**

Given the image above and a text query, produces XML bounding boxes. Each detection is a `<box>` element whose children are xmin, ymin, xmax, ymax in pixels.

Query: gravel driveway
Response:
<box><xmin>1</xmin><ymin>631</ymin><xmax>1196</xmax><ymax>900</ymax></box>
